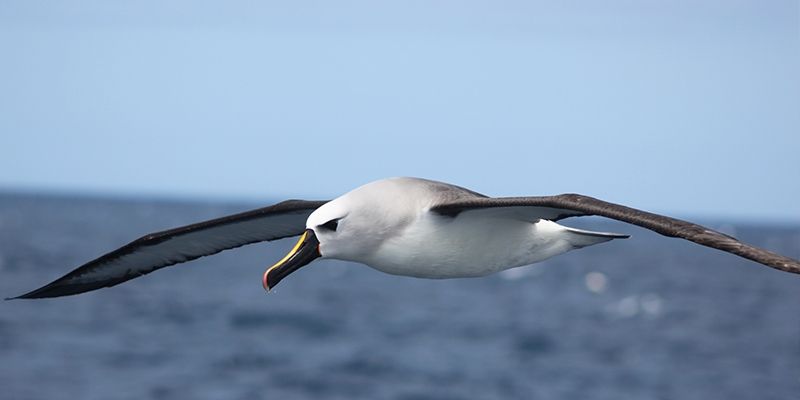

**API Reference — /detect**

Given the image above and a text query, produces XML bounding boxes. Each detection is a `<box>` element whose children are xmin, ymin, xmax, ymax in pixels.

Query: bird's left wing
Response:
<box><xmin>11</xmin><ymin>199</ymin><xmax>328</xmax><ymax>299</ymax></box>
<box><xmin>430</xmin><ymin>194</ymin><xmax>800</xmax><ymax>275</ymax></box>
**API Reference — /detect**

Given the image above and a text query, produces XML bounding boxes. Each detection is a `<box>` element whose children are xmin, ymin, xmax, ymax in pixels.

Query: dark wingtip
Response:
<box><xmin>5</xmin><ymin>290</ymin><xmax>35</xmax><ymax>300</ymax></box>
<box><xmin>7</xmin><ymin>281</ymin><xmax>85</xmax><ymax>300</ymax></box>
<box><xmin>9</xmin><ymin>276</ymin><xmax>128</xmax><ymax>299</ymax></box>
<box><xmin>6</xmin><ymin>287</ymin><xmax>52</xmax><ymax>300</ymax></box>
<box><xmin>5</xmin><ymin>291</ymin><xmax>39</xmax><ymax>300</ymax></box>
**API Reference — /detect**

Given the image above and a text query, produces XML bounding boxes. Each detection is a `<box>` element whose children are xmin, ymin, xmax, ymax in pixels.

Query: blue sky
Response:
<box><xmin>1</xmin><ymin>1</ymin><xmax>798</xmax><ymax>221</ymax></box>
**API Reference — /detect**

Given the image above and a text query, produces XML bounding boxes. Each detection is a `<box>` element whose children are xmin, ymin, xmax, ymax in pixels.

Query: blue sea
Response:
<box><xmin>0</xmin><ymin>193</ymin><xmax>798</xmax><ymax>400</ymax></box>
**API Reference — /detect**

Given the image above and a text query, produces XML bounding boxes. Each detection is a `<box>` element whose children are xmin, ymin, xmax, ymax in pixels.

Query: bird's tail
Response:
<box><xmin>560</xmin><ymin>225</ymin><xmax>630</xmax><ymax>248</ymax></box>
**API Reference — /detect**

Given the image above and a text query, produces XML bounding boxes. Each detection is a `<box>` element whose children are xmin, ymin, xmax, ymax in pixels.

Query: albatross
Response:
<box><xmin>10</xmin><ymin>177</ymin><xmax>800</xmax><ymax>299</ymax></box>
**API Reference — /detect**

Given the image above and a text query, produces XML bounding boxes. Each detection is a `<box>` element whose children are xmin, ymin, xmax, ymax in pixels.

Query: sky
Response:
<box><xmin>1</xmin><ymin>1</ymin><xmax>798</xmax><ymax>221</ymax></box>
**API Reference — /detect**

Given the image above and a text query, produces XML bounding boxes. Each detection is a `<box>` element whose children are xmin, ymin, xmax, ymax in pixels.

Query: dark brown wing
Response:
<box><xmin>430</xmin><ymin>194</ymin><xmax>800</xmax><ymax>275</ymax></box>
<box><xmin>10</xmin><ymin>199</ymin><xmax>328</xmax><ymax>299</ymax></box>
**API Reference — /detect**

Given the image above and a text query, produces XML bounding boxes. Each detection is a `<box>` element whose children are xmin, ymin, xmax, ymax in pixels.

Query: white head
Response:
<box><xmin>262</xmin><ymin>177</ymin><xmax>441</xmax><ymax>289</ymax></box>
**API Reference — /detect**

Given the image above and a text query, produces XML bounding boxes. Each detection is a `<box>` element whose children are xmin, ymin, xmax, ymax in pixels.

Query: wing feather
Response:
<box><xmin>11</xmin><ymin>199</ymin><xmax>328</xmax><ymax>299</ymax></box>
<box><xmin>430</xmin><ymin>194</ymin><xmax>800</xmax><ymax>274</ymax></box>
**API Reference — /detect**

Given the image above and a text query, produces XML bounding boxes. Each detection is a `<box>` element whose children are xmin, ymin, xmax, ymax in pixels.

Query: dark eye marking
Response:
<box><xmin>319</xmin><ymin>218</ymin><xmax>340</xmax><ymax>232</ymax></box>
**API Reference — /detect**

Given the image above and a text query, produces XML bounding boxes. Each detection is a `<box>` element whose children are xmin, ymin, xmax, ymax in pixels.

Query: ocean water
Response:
<box><xmin>0</xmin><ymin>193</ymin><xmax>798</xmax><ymax>400</ymax></box>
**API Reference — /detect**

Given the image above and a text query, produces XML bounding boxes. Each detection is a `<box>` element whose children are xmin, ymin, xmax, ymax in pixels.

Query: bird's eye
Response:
<box><xmin>319</xmin><ymin>218</ymin><xmax>339</xmax><ymax>232</ymax></box>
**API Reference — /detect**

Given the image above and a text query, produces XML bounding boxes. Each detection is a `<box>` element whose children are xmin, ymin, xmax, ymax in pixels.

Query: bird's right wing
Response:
<box><xmin>11</xmin><ymin>199</ymin><xmax>328</xmax><ymax>299</ymax></box>
<box><xmin>430</xmin><ymin>194</ymin><xmax>800</xmax><ymax>275</ymax></box>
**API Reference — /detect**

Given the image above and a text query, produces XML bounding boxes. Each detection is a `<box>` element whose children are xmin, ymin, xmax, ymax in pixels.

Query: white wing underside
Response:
<box><xmin>71</xmin><ymin>211</ymin><xmax>311</xmax><ymax>284</ymax></box>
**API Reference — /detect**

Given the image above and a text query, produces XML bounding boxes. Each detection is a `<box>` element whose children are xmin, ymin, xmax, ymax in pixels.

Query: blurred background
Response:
<box><xmin>1</xmin><ymin>1</ymin><xmax>798</xmax><ymax>399</ymax></box>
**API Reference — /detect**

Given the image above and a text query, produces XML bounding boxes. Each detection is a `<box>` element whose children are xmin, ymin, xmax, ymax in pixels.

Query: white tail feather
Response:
<box><xmin>561</xmin><ymin>226</ymin><xmax>629</xmax><ymax>248</ymax></box>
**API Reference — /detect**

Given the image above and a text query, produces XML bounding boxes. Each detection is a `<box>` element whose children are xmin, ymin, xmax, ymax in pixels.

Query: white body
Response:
<box><xmin>307</xmin><ymin>177</ymin><xmax>621</xmax><ymax>278</ymax></box>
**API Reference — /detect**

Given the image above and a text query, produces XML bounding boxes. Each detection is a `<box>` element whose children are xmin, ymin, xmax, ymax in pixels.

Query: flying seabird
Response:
<box><xmin>10</xmin><ymin>177</ymin><xmax>800</xmax><ymax>299</ymax></box>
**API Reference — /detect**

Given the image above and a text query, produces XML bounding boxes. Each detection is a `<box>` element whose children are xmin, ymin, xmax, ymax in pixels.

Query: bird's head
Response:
<box><xmin>261</xmin><ymin>178</ymin><xmax>427</xmax><ymax>291</ymax></box>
